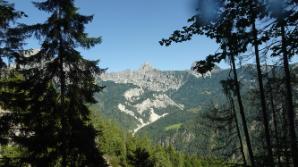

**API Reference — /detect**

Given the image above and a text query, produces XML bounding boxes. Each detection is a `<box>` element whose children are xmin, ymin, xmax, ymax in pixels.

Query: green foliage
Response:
<box><xmin>91</xmin><ymin>81</ymin><xmax>140</xmax><ymax>130</ymax></box>
<box><xmin>170</xmin><ymin>71</ymin><xmax>228</xmax><ymax>109</ymax></box>
<box><xmin>164</xmin><ymin>123</ymin><xmax>182</xmax><ymax>131</ymax></box>
<box><xmin>90</xmin><ymin>110</ymin><xmax>228</xmax><ymax>167</ymax></box>
<box><xmin>0</xmin><ymin>145</ymin><xmax>27</xmax><ymax>167</ymax></box>
<box><xmin>0</xmin><ymin>145</ymin><xmax>23</xmax><ymax>159</ymax></box>
<box><xmin>2</xmin><ymin>0</ymin><xmax>298</xmax><ymax>166</ymax></box>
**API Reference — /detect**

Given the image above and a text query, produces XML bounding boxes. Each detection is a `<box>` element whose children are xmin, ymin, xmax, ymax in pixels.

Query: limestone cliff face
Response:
<box><xmin>99</xmin><ymin>63</ymin><xmax>189</xmax><ymax>132</ymax></box>
<box><xmin>116</xmin><ymin>88</ymin><xmax>184</xmax><ymax>133</ymax></box>
<box><xmin>97</xmin><ymin>63</ymin><xmax>225</xmax><ymax>133</ymax></box>
<box><xmin>101</xmin><ymin>63</ymin><xmax>185</xmax><ymax>92</ymax></box>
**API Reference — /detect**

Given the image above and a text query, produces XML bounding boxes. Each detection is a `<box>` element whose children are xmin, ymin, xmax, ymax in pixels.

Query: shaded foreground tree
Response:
<box><xmin>161</xmin><ymin>0</ymin><xmax>298</xmax><ymax>166</ymax></box>
<box><xmin>268</xmin><ymin>1</ymin><xmax>298</xmax><ymax>165</ymax></box>
<box><xmin>228</xmin><ymin>52</ymin><xmax>256</xmax><ymax>167</ymax></box>
<box><xmin>199</xmin><ymin>103</ymin><xmax>247</xmax><ymax>166</ymax></box>
<box><xmin>0</xmin><ymin>0</ymin><xmax>25</xmax><ymax>76</ymax></box>
<box><xmin>221</xmin><ymin>79</ymin><xmax>247</xmax><ymax>166</ymax></box>
<box><xmin>0</xmin><ymin>0</ymin><xmax>26</xmax><ymax>159</ymax></box>
<box><xmin>0</xmin><ymin>0</ymin><xmax>107</xmax><ymax>166</ymax></box>
<box><xmin>160</xmin><ymin>0</ymin><xmax>256</xmax><ymax>166</ymax></box>
<box><xmin>242</xmin><ymin>1</ymin><xmax>274</xmax><ymax>164</ymax></box>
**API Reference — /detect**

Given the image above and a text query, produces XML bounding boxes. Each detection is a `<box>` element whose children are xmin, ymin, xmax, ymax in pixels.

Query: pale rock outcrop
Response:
<box><xmin>119</xmin><ymin>91</ymin><xmax>184</xmax><ymax>133</ymax></box>
<box><xmin>124</xmin><ymin>88</ymin><xmax>144</xmax><ymax>102</ymax></box>
<box><xmin>101</xmin><ymin>63</ymin><xmax>184</xmax><ymax>92</ymax></box>
<box><xmin>118</xmin><ymin>104</ymin><xmax>136</xmax><ymax>118</ymax></box>
<box><xmin>135</xmin><ymin>94</ymin><xmax>184</xmax><ymax>115</ymax></box>
<box><xmin>133</xmin><ymin>108</ymin><xmax>168</xmax><ymax>134</ymax></box>
<box><xmin>101</xmin><ymin>63</ymin><xmax>188</xmax><ymax>133</ymax></box>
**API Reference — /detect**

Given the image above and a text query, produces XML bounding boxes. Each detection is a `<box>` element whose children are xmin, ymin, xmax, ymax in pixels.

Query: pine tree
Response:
<box><xmin>266</xmin><ymin>65</ymin><xmax>282</xmax><ymax>166</ymax></box>
<box><xmin>268</xmin><ymin>1</ymin><xmax>298</xmax><ymax>165</ymax></box>
<box><xmin>160</xmin><ymin>1</ymin><xmax>256</xmax><ymax>165</ymax></box>
<box><xmin>229</xmin><ymin>53</ymin><xmax>256</xmax><ymax>167</ymax></box>
<box><xmin>234</xmin><ymin>0</ymin><xmax>275</xmax><ymax>164</ymax></box>
<box><xmin>221</xmin><ymin>79</ymin><xmax>247</xmax><ymax>166</ymax></box>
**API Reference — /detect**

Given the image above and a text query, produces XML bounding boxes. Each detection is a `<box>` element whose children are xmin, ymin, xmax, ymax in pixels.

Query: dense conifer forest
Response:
<box><xmin>0</xmin><ymin>0</ymin><xmax>298</xmax><ymax>166</ymax></box>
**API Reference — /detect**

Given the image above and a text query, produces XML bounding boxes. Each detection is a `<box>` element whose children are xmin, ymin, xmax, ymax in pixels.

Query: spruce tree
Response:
<box><xmin>1</xmin><ymin>0</ymin><xmax>107</xmax><ymax>166</ymax></box>
<box><xmin>0</xmin><ymin>0</ymin><xmax>25</xmax><ymax>150</ymax></box>
<box><xmin>0</xmin><ymin>1</ymin><xmax>27</xmax><ymax>166</ymax></box>
<box><xmin>0</xmin><ymin>0</ymin><xmax>25</xmax><ymax>76</ymax></box>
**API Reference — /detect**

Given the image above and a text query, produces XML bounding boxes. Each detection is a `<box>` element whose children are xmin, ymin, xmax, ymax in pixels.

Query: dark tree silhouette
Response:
<box><xmin>266</xmin><ymin>66</ymin><xmax>282</xmax><ymax>166</ymax></box>
<box><xmin>160</xmin><ymin>0</ymin><xmax>256</xmax><ymax>165</ymax></box>
<box><xmin>268</xmin><ymin>1</ymin><xmax>298</xmax><ymax>165</ymax></box>
<box><xmin>235</xmin><ymin>0</ymin><xmax>274</xmax><ymax>164</ymax></box>
<box><xmin>229</xmin><ymin>53</ymin><xmax>256</xmax><ymax>167</ymax></box>
<box><xmin>0</xmin><ymin>1</ymin><xmax>27</xmax><ymax>166</ymax></box>
<box><xmin>0</xmin><ymin>0</ymin><xmax>25</xmax><ymax>75</ymax></box>
<box><xmin>1</xmin><ymin>0</ymin><xmax>107</xmax><ymax>166</ymax></box>
<box><xmin>128</xmin><ymin>148</ymin><xmax>154</xmax><ymax>167</ymax></box>
<box><xmin>0</xmin><ymin>0</ymin><xmax>25</xmax><ymax>144</ymax></box>
<box><xmin>221</xmin><ymin>79</ymin><xmax>247</xmax><ymax>166</ymax></box>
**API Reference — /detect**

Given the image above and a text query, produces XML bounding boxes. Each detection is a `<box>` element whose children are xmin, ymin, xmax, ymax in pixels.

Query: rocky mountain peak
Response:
<box><xmin>101</xmin><ymin>63</ymin><xmax>185</xmax><ymax>92</ymax></box>
<box><xmin>139</xmin><ymin>63</ymin><xmax>154</xmax><ymax>72</ymax></box>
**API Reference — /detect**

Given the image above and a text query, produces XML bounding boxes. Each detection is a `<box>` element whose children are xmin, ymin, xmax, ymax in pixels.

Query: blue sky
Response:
<box><xmin>11</xmin><ymin>0</ymin><xmax>220</xmax><ymax>72</ymax></box>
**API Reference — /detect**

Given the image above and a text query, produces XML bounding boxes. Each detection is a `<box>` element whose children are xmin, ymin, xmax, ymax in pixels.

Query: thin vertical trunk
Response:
<box><xmin>60</xmin><ymin>42</ymin><xmax>68</xmax><ymax>167</ymax></box>
<box><xmin>282</xmin><ymin>104</ymin><xmax>291</xmax><ymax>167</ymax></box>
<box><xmin>58</xmin><ymin>7</ymin><xmax>68</xmax><ymax>167</ymax></box>
<box><xmin>281</xmin><ymin>23</ymin><xmax>298</xmax><ymax>167</ymax></box>
<box><xmin>268</xmin><ymin>68</ymin><xmax>282</xmax><ymax>167</ymax></box>
<box><xmin>229</xmin><ymin>95</ymin><xmax>247</xmax><ymax>166</ymax></box>
<box><xmin>230</xmin><ymin>54</ymin><xmax>256</xmax><ymax>167</ymax></box>
<box><xmin>251</xmin><ymin>20</ymin><xmax>274</xmax><ymax>166</ymax></box>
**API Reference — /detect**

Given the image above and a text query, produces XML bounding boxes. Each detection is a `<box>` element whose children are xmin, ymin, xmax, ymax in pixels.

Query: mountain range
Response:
<box><xmin>93</xmin><ymin>64</ymin><xmax>221</xmax><ymax>130</ymax></box>
<box><xmin>89</xmin><ymin>62</ymin><xmax>298</xmax><ymax>157</ymax></box>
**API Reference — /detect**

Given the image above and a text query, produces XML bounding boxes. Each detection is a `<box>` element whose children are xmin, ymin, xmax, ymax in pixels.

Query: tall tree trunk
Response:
<box><xmin>268</xmin><ymin>67</ymin><xmax>282</xmax><ymax>167</ymax></box>
<box><xmin>229</xmin><ymin>95</ymin><xmax>247</xmax><ymax>166</ymax></box>
<box><xmin>230</xmin><ymin>54</ymin><xmax>256</xmax><ymax>167</ymax></box>
<box><xmin>281</xmin><ymin>23</ymin><xmax>298</xmax><ymax>167</ymax></box>
<box><xmin>59</xmin><ymin>40</ymin><xmax>68</xmax><ymax>167</ymax></box>
<box><xmin>60</xmin><ymin>51</ymin><xmax>69</xmax><ymax>166</ymax></box>
<box><xmin>251</xmin><ymin>20</ymin><xmax>274</xmax><ymax>166</ymax></box>
<box><xmin>282</xmin><ymin>104</ymin><xmax>291</xmax><ymax>167</ymax></box>
<box><xmin>57</xmin><ymin>8</ymin><xmax>68</xmax><ymax>166</ymax></box>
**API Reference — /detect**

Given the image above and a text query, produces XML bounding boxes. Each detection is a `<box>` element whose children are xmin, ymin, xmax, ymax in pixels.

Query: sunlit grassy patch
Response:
<box><xmin>164</xmin><ymin>123</ymin><xmax>182</xmax><ymax>131</ymax></box>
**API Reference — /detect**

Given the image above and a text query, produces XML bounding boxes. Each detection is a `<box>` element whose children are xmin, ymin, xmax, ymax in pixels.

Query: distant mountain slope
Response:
<box><xmin>91</xmin><ymin>63</ymin><xmax>298</xmax><ymax>155</ymax></box>
<box><xmin>92</xmin><ymin>63</ymin><xmax>239</xmax><ymax>133</ymax></box>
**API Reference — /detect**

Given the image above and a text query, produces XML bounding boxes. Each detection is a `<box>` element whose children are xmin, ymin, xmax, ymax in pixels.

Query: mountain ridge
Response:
<box><xmin>95</xmin><ymin>63</ymin><xmax>297</xmax><ymax>134</ymax></box>
<box><xmin>94</xmin><ymin>63</ymin><xmax>228</xmax><ymax>133</ymax></box>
